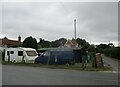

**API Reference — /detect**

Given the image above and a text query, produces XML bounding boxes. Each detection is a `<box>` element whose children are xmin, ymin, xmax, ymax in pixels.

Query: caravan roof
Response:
<box><xmin>19</xmin><ymin>47</ymin><xmax>36</xmax><ymax>51</ymax></box>
<box><xmin>6</xmin><ymin>47</ymin><xmax>36</xmax><ymax>51</ymax></box>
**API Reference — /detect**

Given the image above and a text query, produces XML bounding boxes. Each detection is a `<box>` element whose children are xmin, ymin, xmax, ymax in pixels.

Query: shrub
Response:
<box><xmin>103</xmin><ymin>47</ymin><xmax>119</xmax><ymax>60</ymax></box>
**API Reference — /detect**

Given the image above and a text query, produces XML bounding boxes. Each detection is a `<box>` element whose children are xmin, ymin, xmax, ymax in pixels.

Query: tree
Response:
<box><xmin>96</xmin><ymin>44</ymin><xmax>110</xmax><ymax>49</ymax></box>
<box><xmin>22</xmin><ymin>36</ymin><xmax>38</xmax><ymax>49</ymax></box>
<box><xmin>51</xmin><ymin>38</ymin><xmax>67</xmax><ymax>47</ymax></box>
<box><xmin>95</xmin><ymin>44</ymin><xmax>110</xmax><ymax>53</ymax></box>
<box><xmin>76</xmin><ymin>38</ymin><xmax>90</xmax><ymax>48</ymax></box>
<box><xmin>38</xmin><ymin>38</ymin><xmax>51</xmax><ymax>48</ymax></box>
<box><xmin>108</xmin><ymin>43</ymin><xmax>114</xmax><ymax>47</ymax></box>
<box><xmin>87</xmin><ymin>44</ymin><xmax>96</xmax><ymax>52</ymax></box>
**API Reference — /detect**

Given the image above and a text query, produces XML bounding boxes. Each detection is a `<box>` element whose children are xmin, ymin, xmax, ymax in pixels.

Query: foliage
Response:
<box><xmin>76</xmin><ymin>38</ymin><xmax>90</xmax><ymax>48</ymax></box>
<box><xmin>87</xmin><ymin>44</ymin><xmax>95</xmax><ymax>52</ymax></box>
<box><xmin>38</xmin><ymin>38</ymin><xmax>51</xmax><ymax>48</ymax></box>
<box><xmin>97</xmin><ymin>44</ymin><xmax>110</xmax><ymax>49</ymax></box>
<box><xmin>103</xmin><ymin>47</ymin><xmax>120</xmax><ymax>60</ymax></box>
<box><xmin>51</xmin><ymin>38</ymin><xmax>67</xmax><ymax>47</ymax></box>
<box><xmin>22</xmin><ymin>36</ymin><xmax>38</xmax><ymax>49</ymax></box>
<box><xmin>95</xmin><ymin>43</ymin><xmax>114</xmax><ymax>53</ymax></box>
<box><xmin>37</xmin><ymin>38</ymin><xmax>67</xmax><ymax>48</ymax></box>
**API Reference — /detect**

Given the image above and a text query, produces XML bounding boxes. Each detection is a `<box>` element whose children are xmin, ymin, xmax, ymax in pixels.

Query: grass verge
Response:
<box><xmin>2</xmin><ymin>61</ymin><xmax>112</xmax><ymax>71</ymax></box>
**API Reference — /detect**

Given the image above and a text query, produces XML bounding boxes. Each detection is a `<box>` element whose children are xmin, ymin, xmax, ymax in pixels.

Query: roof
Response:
<box><xmin>0</xmin><ymin>37</ymin><xmax>21</xmax><ymax>47</ymax></box>
<box><xmin>64</xmin><ymin>38</ymin><xmax>78</xmax><ymax>48</ymax></box>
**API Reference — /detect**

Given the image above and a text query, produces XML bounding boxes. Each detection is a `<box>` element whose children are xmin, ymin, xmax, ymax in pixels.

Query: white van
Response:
<box><xmin>5</xmin><ymin>47</ymin><xmax>38</xmax><ymax>63</ymax></box>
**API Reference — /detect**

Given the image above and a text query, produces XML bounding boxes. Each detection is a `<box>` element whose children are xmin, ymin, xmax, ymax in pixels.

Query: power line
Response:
<box><xmin>58</xmin><ymin>0</ymin><xmax>77</xmax><ymax>40</ymax></box>
<box><xmin>58</xmin><ymin>0</ymin><xmax>69</xmax><ymax>14</ymax></box>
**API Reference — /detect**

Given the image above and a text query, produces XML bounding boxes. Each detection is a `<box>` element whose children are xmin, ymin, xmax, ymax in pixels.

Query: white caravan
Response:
<box><xmin>5</xmin><ymin>47</ymin><xmax>38</xmax><ymax>63</ymax></box>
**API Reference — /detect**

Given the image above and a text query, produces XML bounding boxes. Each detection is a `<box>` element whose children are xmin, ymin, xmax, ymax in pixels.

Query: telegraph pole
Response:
<box><xmin>74</xmin><ymin>19</ymin><xmax>76</xmax><ymax>40</ymax></box>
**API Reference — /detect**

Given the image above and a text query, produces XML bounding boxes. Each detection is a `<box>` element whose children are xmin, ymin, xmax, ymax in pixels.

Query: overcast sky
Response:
<box><xmin>1</xmin><ymin>1</ymin><xmax>118</xmax><ymax>46</ymax></box>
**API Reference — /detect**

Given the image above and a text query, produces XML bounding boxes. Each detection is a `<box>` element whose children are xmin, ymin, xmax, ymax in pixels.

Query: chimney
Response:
<box><xmin>18</xmin><ymin>35</ymin><xmax>21</xmax><ymax>42</ymax></box>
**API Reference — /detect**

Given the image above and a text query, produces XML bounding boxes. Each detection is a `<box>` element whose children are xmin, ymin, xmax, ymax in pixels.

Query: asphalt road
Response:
<box><xmin>2</xmin><ymin>64</ymin><xmax>118</xmax><ymax>85</ymax></box>
<box><xmin>101</xmin><ymin>54</ymin><xmax>119</xmax><ymax>71</ymax></box>
<box><xmin>0</xmin><ymin>64</ymin><xmax>2</xmax><ymax>87</ymax></box>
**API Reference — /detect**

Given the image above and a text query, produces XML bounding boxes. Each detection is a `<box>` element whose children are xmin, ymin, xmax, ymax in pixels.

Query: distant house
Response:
<box><xmin>64</xmin><ymin>38</ymin><xmax>78</xmax><ymax>48</ymax></box>
<box><xmin>0</xmin><ymin>36</ymin><xmax>22</xmax><ymax>47</ymax></box>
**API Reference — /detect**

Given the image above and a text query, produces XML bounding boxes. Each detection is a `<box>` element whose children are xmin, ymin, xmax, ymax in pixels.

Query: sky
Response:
<box><xmin>0</xmin><ymin>1</ymin><xmax>118</xmax><ymax>46</ymax></box>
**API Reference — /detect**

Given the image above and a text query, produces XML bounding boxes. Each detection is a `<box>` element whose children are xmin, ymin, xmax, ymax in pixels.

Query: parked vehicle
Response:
<box><xmin>0</xmin><ymin>47</ymin><xmax>4</xmax><ymax>52</ymax></box>
<box><xmin>0</xmin><ymin>47</ymin><xmax>4</xmax><ymax>61</ymax></box>
<box><xmin>37</xmin><ymin>47</ymin><xmax>82</xmax><ymax>63</ymax></box>
<box><xmin>35</xmin><ymin>48</ymin><xmax>75</xmax><ymax>65</ymax></box>
<box><xmin>4</xmin><ymin>47</ymin><xmax>38</xmax><ymax>63</ymax></box>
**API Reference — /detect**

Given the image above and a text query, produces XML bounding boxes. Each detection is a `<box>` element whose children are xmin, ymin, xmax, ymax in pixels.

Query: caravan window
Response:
<box><xmin>10</xmin><ymin>51</ymin><xmax>14</xmax><ymax>54</ymax></box>
<box><xmin>18</xmin><ymin>51</ymin><xmax>23</xmax><ymax>56</ymax></box>
<box><xmin>7</xmin><ymin>51</ymin><xmax>10</xmax><ymax>56</ymax></box>
<box><xmin>26</xmin><ymin>51</ymin><xmax>37</xmax><ymax>56</ymax></box>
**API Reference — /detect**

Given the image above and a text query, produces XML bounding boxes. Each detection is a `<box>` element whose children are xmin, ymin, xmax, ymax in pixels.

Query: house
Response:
<box><xmin>0</xmin><ymin>36</ymin><xmax>22</xmax><ymax>47</ymax></box>
<box><xmin>59</xmin><ymin>38</ymin><xmax>83</xmax><ymax>63</ymax></box>
<box><xmin>64</xmin><ymin>38</ymin><xmax>78</xmax><ymax>48</ymax></box>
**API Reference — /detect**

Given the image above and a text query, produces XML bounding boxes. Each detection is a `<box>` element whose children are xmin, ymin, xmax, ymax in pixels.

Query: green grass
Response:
<box><xmin>2</xmin><ymin>61</ymin><xmax>112</xmax><ymax>71</ymax></box>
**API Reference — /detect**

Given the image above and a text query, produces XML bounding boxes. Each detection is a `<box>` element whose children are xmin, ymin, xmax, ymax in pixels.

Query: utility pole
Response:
<box><xmin>74</xmin><ymin>19</ymin><xmax>76</xmax><ymax>40</ymax></box>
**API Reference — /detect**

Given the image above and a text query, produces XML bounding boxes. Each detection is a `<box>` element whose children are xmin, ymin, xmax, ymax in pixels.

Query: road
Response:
<box><xmin>2</xmin><ymin>54</ymin><xmax>119</xmax><ymax>85</ymax></box>
<box><xmin>0</xmin><ymin>64</ymin><xmax>2</xmax><ymax>86</ymax></box>
<box><xmin>101</xmin><ymin>54</ymin><xmax>119</xmax><ymax>72</ymax></box>
<box><xmin>2</xmin><ymin>66</ymin><xmax>118</xmax><ymax>85</ymax></box>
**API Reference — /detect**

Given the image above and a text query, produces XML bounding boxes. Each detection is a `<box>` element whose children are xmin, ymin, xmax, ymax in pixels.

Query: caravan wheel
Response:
<box><xmin>13</xmin><ymin>60</ymin><xmax>16</xmax><ymax>63</ymax></box>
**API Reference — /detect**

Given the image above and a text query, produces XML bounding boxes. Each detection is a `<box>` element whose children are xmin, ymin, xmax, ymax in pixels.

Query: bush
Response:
<box><xmin>96</xmin><ymin>48</ymin><xmax>104</xmax><ymax>53</ymax></box>
<box><xmin>103</xmin><ymin>47</ymin><xmax>119</xmax><ymax>60</ymax></box>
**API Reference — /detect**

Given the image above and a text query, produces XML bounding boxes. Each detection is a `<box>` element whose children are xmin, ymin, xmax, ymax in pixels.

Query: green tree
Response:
<box><xmin>22</xmin><ymin>36</ymin><xmax>38</xmax><ymax>49</ymax></box>
<box><xmin>108</xmin><ymin>43</ymin><xmax>114</xmax><ymax>47</ymax></box>
<box><xmin>96</xmin><ymin>44</ymin><xmax>111</xmax><ymax>53</ymax></box>
<box><xmin>76</xmin><ymin>38</ymin><xmax>90</xmax><ymax>48</ymax></box>
<box><xmin>87</xmin><ymin>44</ymin><xmax>95</xmax><ymax>52</ymax></box>
<box><xmin>96</xmin><ymin>44</ymin><xmax>110</xmax><ymax>49</ymax></box>
<box><xmin>38</xmin><ymin>38</ymin><xmax>51</xmax><ymax>48</ymax></box>
<box><xmin>51</xmin><ymin>38</ymin><xmax>67</xmax><ymax>47</ymax></box>
<box><xmin>103</xmin><ymin>47</ymin><xmax>119</xmax><ymax>60</ymax></box>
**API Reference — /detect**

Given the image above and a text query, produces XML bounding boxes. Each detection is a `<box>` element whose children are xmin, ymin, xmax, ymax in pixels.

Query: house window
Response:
<box><xmin>18</xmin><ymin>51</ymin><xmax>23</xmax><ymax>56</ymax></box>
<box><xmin>10</xmin><ymin>51</ymin><xmax>14</xmax><ymax>54</ymax></box>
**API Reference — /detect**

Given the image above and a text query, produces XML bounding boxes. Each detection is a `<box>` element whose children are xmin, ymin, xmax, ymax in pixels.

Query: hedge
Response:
<box><xmin>103</xmin><ymin>47</ymin><xmax>120</xmax><ymax>60</ymax></box>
